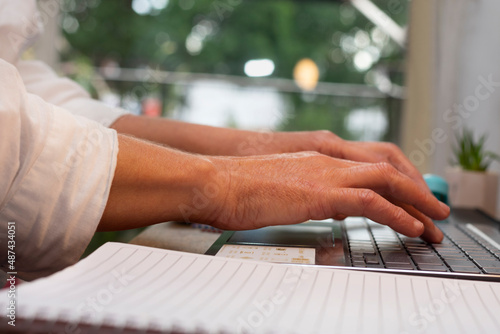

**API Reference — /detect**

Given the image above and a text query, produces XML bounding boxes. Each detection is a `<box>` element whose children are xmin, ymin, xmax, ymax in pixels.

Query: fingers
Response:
<box><xmin>384</xmin><ymin>146</ymin><xmax>429</xmax><ymax>190</ymax></box>
<box><xmin>341</xmin><ymin>141</ymin><xmax>431</xmax><ymax>197</ymax></box>
<box><xmin>338</xmin><ymin>163</ymin><xmax>450</xmax><ymax>221</ymax></box>
<box><xmin>329</xmin><ymin>189</ymin><xmax>425</xmax><ymax>238</ymax></box>
<box><xmin>388</xmin><ymin>199</ymin><xmax>444</xmax><ymax>243</ymax></box>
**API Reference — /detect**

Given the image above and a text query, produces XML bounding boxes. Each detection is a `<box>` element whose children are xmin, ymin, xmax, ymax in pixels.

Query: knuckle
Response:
<box><xmin>307</xmin><ymin>151</ymin><xmax>332</xmax><ymax>163</ymax></box>
<box><xmin>312</xmin><ymin>130</ymin><xmax>340</xmax><ymax>155</ymax></box>
<box><xmin>301</xmin><ymin>150</ymin><xmax>322</xmax><ymax>157</ymax></box>
<box><xmin>308</xmin><ymin>150</ymin><xmax>323</xmax><ymax>156</ymax></box>
<box><xmin>300</xmin><ymin>151</ymin><xmax>327</xmax><ymax>164</ymax></box>
<box><xmin>316</xmin><ymin>129</ymin><xmax>337</xmax><ymax>140</ymax></box>
<box><xmin>383</xmin><ymin>142</ymin><xmax>400</xmax><ymax>152</ymax></box>
<box><xmin>392</xmin><ymin>207</ymin><xmax>408</xmax><ymax>223</ymax></box>
<box><xmin>375</xmin><ymin>162</ymin><xmax>397</xmax><ymax>177</ymax></box>
<box><xmin>358</xmin><ymin>189</ymin><xmax>378</xmax><ymax>208</ymax></box>
<box><xmin>386</xmin><ymin>207</ymin><xmax>408</xmax><ymax>230</ymax></box>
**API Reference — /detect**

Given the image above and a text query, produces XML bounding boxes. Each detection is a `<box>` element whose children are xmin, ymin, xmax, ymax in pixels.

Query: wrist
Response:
<box><xmin>172</xmin><ymin>154</ymin><xmax>231</xmax><ymax>225</ymax></box>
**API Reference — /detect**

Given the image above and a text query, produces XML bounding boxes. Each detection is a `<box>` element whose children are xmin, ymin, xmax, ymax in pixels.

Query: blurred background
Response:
<box><xmin>34</xmin><ymin>0</ymin><xmax>408</xmax><ymax>142</ymax></box>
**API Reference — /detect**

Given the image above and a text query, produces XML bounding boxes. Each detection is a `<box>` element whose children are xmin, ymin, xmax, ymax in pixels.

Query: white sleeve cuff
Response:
<box><xmin>0</xmin><ymin>66</ymin><xmax>119</xmax><ymax>280</ymax></box>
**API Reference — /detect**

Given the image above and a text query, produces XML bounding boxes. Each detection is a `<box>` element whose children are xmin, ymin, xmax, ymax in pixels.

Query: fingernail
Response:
<box><xmin>439</xmin><ymin>201</ymin><xmax>450</xmax><ymax>214</ymax></box>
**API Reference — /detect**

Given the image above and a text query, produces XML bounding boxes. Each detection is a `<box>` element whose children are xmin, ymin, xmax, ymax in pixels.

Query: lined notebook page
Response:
<box><xmin>7</xmin><ymin>242</ymin><xmax>500</xmax><ymax>334</ymax></box>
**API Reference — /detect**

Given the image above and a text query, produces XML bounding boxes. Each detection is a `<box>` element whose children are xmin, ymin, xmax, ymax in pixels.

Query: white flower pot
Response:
<box><xmin>445</xmin><ymin>167</ymin><xmax>499</xmax><ymax>217</ymax></box>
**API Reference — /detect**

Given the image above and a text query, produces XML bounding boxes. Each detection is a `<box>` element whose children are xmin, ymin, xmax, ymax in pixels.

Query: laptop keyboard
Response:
<box><xmin>345</xmin><ymin>218</ymin><xmax>500</xmax><ymax>275</ymax></box>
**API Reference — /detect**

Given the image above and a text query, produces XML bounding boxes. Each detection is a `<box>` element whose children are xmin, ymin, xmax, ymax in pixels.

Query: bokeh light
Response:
<box><xmin>244</xmin><ymin>59</ymin><xmax>275</xmax><ymax>77</ymax></box>
<box><xmin>293</xmin><ymin>58</ymin><xmax>320</xmax><ymax>91</ymax></box>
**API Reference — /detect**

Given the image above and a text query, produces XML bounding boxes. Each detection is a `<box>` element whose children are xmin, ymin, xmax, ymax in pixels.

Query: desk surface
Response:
<box><xmin>129</xmin><ymin>221</ymin><xmax>221</xmax><ymax>254</ymax></box>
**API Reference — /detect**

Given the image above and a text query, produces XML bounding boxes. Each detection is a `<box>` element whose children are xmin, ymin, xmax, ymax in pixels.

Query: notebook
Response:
<box><xmin>2</xmin><ymin>242</ymin><xmax>500</xmax><ymax>333</ymax></box>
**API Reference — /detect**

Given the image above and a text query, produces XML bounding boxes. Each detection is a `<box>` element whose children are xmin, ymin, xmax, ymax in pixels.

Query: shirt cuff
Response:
<box><xmin>0</xmin><ymin>99</ymin><xmax>118</xmax><ymax>281</ymax></box>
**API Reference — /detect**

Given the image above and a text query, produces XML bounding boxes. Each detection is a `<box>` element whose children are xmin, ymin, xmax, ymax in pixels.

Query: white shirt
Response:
<box><xmin>0</xmin><ymin>1</ymin><xmax>122</xmax><ymax>280</ymax></box>
<box><xmin>1</xmin><ymin>0</ymin><xmax>127</xmax><ymax>126</ymax></box>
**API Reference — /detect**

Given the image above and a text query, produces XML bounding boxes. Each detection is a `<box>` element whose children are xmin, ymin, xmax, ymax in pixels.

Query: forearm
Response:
<box><xmin>110</xmin><ymin>114</ymin><xmax>318</xmax><ymax>156</ymax></box>
<box><xmin>98</xmin><ymin>135</ymin><xmax>448</xmax><ymax>242</ymax></box>
<box><xmin>98</xmin><ymin>134</ymin><xmax>221</xmax><ymax>231</ymax></box>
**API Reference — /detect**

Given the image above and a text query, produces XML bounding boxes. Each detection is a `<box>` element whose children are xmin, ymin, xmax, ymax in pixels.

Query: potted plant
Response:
<box><xmin>445</xmin><ymin>128</ymin><xmax>500</xmax><ymax>217</ymax></box>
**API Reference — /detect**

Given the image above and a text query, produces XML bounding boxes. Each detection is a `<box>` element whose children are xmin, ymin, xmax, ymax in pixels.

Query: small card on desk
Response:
<box><xmin>215</xmin><ymin>244</ymin><xmax>316</xmax><ymax>264</ymax></box>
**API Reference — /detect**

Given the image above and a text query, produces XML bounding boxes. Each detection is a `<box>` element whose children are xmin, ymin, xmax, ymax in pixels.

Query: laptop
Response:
<box><xmin>206</xmin><ymin>208</ymin><xmax>500</xmax><ymax>281</ymax></box>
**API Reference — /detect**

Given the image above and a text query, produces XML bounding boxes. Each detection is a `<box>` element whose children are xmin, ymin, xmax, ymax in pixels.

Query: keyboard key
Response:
<box><xmin>403</xmin><ymin>241</ymin><xmax>426</xmax><ymax>246</ymax></box>
<box><xmin>407</xmin><ymin>249</ymin><xmax>434</xmax><ymax>255</ymax></box>
<box><xmin>349</xmin><ymin>240</ymin><xmax>373</xmax><ymax>245</ymax></box>
<box><xmin>352</xmin><ymin>261</ymin><xmax>366</xmax><ymax>267</ymax></box>
<box><xmin>473</xmin><ymin>259</ymin><xmax>500</xmax><ymax>268</ymax></box>
<box><xmin>350</xmin><ymin>244</ymin><xmax>375</xmax><ymax>248</ymax></box>
<box><xmin>406</xmin><ymin>246</ymin><xmax>432</xmax><ymax>251</ymax></box>
<box><xmin>432</xmin><ymin>244</ymin><xmax>456</xmax><ymax>249</ymax></box>
<box><xmin>465</xmin><ymin>251</ymin><xmax>493</xmax><ymax>258</ymax></box>
<box><xmin>351</xmin><ymin>251</ymin><xmax>366</xmax><ymax>257</ymax></box>
<box><xmin>347</xmin><ymin>229</ymin><xmax>371</xmax><ymax>240</ymax></box>
<box><xmin>411</xmin><ymin>255</ymin><xmax>442</xmax><ymax>265</ymax></box>
<box><xmin>378</xmin><ymin>247</ymin><xmax>404</xmax><ymax>252</ymax></box>
<box><xmin>437</xmin><ymin>249</ymin><xmax>464</xmax><ymax>256</ymax></box>
<box><xmin>350</xmin><ymin>246</ymin><xmax>375</xmax><ymax>253</ymax></box>
<box><xmin>482</xmin><ymin>267</ymin><xmax>500</xmax><ymax>274</ymax></box>
<box><xmin>349</xmin><ymin>243</ymin><xmax>374</xmax><ymax>248</ymax></box>
<box><xmin>417</xmin><ymin>264</ymin><xmax>448</xmax><ymax>272</ymax></box>
<box><xmin>354</xmin><ymin>251</ymin><xmax>376</xmax><ymax>256</ymax></box>
<box><xmin>351</xmin><ymin>256</ymin><xmax>364</xmax><ymax>263</ymax></box>
<box><xmin>436</xmin><ymin>238</ymin><xmax>454</xmax><ymax>244</ymax></box>
<box><xmin>385</xmin><ymin>263</ymin><xmax>414</xmax><ymax>270</ymax></box>
<box><xmin>380</xmin><ymin>251</ymin><xmax>412</xmax><ymax>264</ymax></box>
<box><xmin>364</xmin><ymin>254</ymin><xmax>379</xmax><ymax>264</ymax></box>
<box><xmin>449</xmin><ymin>266</ymin><xmax>482</xmax><ymax>274</ymax></box>
<box><xmin>443</xmin><ymin>257</ymin><xmax>475</xmax><ymax>266</ymax></box>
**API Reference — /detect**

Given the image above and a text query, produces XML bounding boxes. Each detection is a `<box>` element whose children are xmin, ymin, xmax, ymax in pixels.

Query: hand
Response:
<box><xmin>205</xmin><ymin>152</ymin><xmax>449</xmax><ymax>243</ymax></box>
<box><xmin>256</xmin><ymin>130</ymin><xmax>429</xmax><ymax>192</ymax></box>
<box><xmin>251</xmin><ymin>130</ymin><xmax>447</xmax><ymax>241</ymax></box>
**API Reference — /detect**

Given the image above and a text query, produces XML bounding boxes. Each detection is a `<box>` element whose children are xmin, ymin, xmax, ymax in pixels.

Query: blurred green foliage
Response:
<box><xmin>62</xmin><ymin>0</ymin><xmax>407</xmax><ymax>82</ymax></box>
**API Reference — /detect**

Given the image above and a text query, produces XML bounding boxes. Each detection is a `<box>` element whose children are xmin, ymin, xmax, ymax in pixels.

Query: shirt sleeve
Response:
<box><xmin>0</xmin><ymin>60</ymin><xmax>119</xmax><ymax>281</ymax></box>
<box><xmin>17</xmin><ymin>60</ymin><xmax>128</xmax><ymax>127</ymax></box>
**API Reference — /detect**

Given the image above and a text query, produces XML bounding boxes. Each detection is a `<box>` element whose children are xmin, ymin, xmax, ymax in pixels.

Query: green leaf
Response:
<box><xmin>451</xmin><ymin>128</ymin><xmax>499</xmax><ymax>171</ymax></box>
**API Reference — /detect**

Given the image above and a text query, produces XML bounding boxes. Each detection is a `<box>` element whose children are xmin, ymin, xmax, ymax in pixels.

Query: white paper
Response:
<box><xmin>3</xmin><ymin>242</ymin><xmax>500</xmax><ymax>334</ymax></box>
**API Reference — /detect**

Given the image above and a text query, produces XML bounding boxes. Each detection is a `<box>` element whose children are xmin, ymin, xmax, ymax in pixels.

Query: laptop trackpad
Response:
<box><xmin>227</xmin><ymin>225</ymin><xmax>333</xmax><ymax>247</ymax></box>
